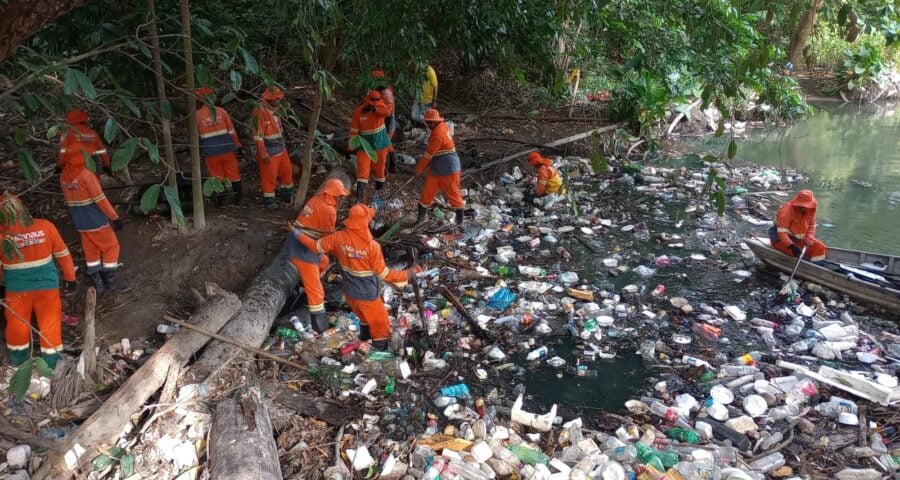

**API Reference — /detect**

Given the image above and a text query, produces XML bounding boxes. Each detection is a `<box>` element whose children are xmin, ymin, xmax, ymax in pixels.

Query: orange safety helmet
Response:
<box><xmin>66</xmin><ymin>109</ymin><xmax>89</xmax><ymax>125</ymax></box>
<box><xmin>195</xmin><ymin>86</ymin><xmax>214</xmax><ymax>98</ymax></box>
<box><xmin>262</xmin><ymin>86</ymin><xmax>284</xmax><ymax>102</ymax></box>
<box><xmin>343</xmin><ymin>204</ymin><xmax>375</xmax><ymax>231</ymax></box>
<box><xmin>366</xmin><ymin>90</ymin><xmax>382</xmax><ymax>103</ymax></box>
<box><xmin>422</xmin><ymin>108</ymin><xmax>444</xmax><ymax>123</ymax></box>
<box><xmin>371</xmin><ymin>69</ymin><xmax>386</xmax><ymax>79</ymax></box>
<box><xmin>527</xmin><ymin>151</ymin><xmax>545</xmax><ymax>167</ymax></box>
<box><xmin>791</xmin><ymin>190</ymin><xmax>817</xmax><ymax>209</ymax></box>
<box><xmin>321</xmin><ymin>178</ymin><xmax>350</xmax><ymax>198</ymax></box>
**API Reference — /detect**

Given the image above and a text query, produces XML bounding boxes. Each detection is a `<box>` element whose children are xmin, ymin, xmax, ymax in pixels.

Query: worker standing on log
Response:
<box><xmin>372</xmin><ymin>70</ymin><xmax>399</xmax><ymax>174</ymax></box>
<box><xmin>296</xmin><ymin>204</ymin><xmax>409</xmax><ymax>351</ymax></box>
<box><xmin>349</xmin><ymin>90</ymin><xmax>392</xmax><ymax>203</ymax></box>
<box><xmin>527</xmin><ymin>151</ymin><xmax>564</xmax><ymax>197</ymax></box>
<box><xmin>415</xmin><ymin>108</ymin><xmax>464</xmax><ymax>227</ymax></box>
<box><xmin>195</xmin><ymin>86</ymin><xmax>243</xmax><ymax>205</ymax></box>
<box><xmin>58</xmin><ymin>109</ymin><xmax>111</xmax><ymax>176</ymax></box>
<box><xmin>59</xmin><ymin>149</ymin><xmax>125</xmax><ymax>292</ymax></box>
<box><xmin>252</xmin><ymin>86</ymin><xmax>294</xmax><ymax>208</ymax></box>
<box><xmin>769</xmin><ymin>189</ymin><xmax>827</xmax><ymax>261</ymax></box>
<box><xmin>287</xmin><ymin>178</ymin><xmax>349</xmax><ymax>332</ymax></box>
<box><xmin>0</xmin><ymin>193</ymin><xmax>76</xmax><ymax>368</ymax></box>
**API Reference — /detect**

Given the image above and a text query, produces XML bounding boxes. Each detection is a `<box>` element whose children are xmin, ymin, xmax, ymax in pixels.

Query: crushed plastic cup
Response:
<box><xmin>707</xmin><ymin>403</ymin><xmax>729</xmax><ymax>421</ymax></box>
<box><xmin>709</xmin><ymin>385</ymin><xmax>735</xmax><ymax>405</ymax></box>
<box><xmin>742</xmin><ymin>394</ymin><xmax>768</xmax><ymax>417</ymax></box>
<box><xmin>838</xmin><ymin>411</ymin><xmax>859</xmax><ymax>425</ymax></box>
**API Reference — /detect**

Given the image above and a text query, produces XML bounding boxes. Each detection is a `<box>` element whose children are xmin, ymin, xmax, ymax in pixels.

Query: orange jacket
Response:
<box><xmin>416</xmin><ymin>121</ymin><xmax>460</xmax><ymax>176</ymax></box>
<box><xmin>775</xmin><ymin>190</ymin><xmax>818</xmax><ymax>245</ymax></box>
<box><xmin>58</xmin><ymin>123</ymin><xmax>110</xmax><ymax>169</ymax></box>
<box><xmin>287</xmin><ymin>192</ymin><xmax>339</xmax><ymax>264</ymax></box>
<box><xmin>300</xmin><ymin>227</ymin><xmax>406</xmax><ymax>301</ymax></box>
<box><xmin>350</xmin><ymin>98</ymin><xmax>391</xmax><ymax>151</ymax></box>
<box><xmin>251</xmin><ymin>104</ymin><xmax>286</xmax><ymax>159</ymax></box>
<box><xmin>60</xmin><ymin>152</ymin><xmax>118</xmax><ymax>232</ymax></box>
<box><xmin>0</xmin><ymin>218</ymin><xmax>76</xmax><ymax>292</ymax></box>
<box><xmin>197</xmin><ymin>105</ymin><xmax>241</xmax><ymax>158</ymax></box>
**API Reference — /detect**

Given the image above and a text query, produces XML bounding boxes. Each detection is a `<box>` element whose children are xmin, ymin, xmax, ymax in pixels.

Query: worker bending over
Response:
<box><xmin>349</xmin><ymin>90</ymin><xmax>392</xmax><ymax>203</ymax></box>
<box><xmin>415</xmin><ymin>108</ymin><xmax>464</xmax><ymax>226</ymax></box>
<box><xmin>58</xmin><ymin>109</ymin><xmax>111</xmax><ymax>175</ymax></box>
<box><xmin>0</xmin><ymin>193</ymin><xmax>76</xmax><ymax>368</ymax></box>
<box><xmin>252</xmin><ymin>86</ymin><xmax>294</xmax><ymax>208</ymax></box>
<box><xmin>769</xmin><ymin>189</ymin><xmax>827</xmax><ymax>261</ymax></box>
<box><xmin>297</xmin><ymin>204</ymin><xmax>409</xmax><ymax>351</ymax></box>
<box><xmin>527</xmin><ymin>151</ymin><xmax>564</xmax><ymax>196</ymax></box>
<box><xmin>59</xmin><ymin>149</ymin><xmax>124</xmax><ymax>292</ymax></box>
<box><xmin>287</xmin><ymin>178</ymin><xmax>349</xmax><ymax>332</ymax></box>
<box><xmin>196</xmin><ymin>87</ymin><xmax>243</xmax><ymax>205</ymax></box>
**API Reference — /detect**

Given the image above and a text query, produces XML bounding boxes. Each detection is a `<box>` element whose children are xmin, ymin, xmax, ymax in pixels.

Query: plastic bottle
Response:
<box><xmin>870</xmin><ymin>433</ymin><xmax>887</xmax><ymax>454</ymax></box>
<box><xmin>605</xmin><ymin>444</ymin><xmax>638</xmax><ymax>462</ymax></box>
<box><xmin>648</xmin><ymin>401</ymin><xmax>692</xmax><ymax>429</ymax></box>
<box><xmin>834</xmin><ymin>468</ymin><xmax>882</xmax><ymax>480</ymax></box>
<box><xmin>767</xmin><ymin>404</ymin><xmax>800</xmax><ymax>421</ymax></box>
<box><xmin>508</xmin><ymin>444</ymin><xmax>550</xmax><ymax>465</ymax></box>
<box><xmin>747</xmin><ymin>452</ymin><xmax>784</xmax><ymax>472</ymax></box>
<box><xmin>665</xmin><ymin>428</ymin><xmax>700</xmax><ymax>444</ymax></box>
<box><xmin>788</xmin><ymin>337</ymin><xmax>817</xmax><ymax>353</ymax></box>
<box><xmin>701</xmin><ymin>418</ymin><xmax>752</xmax><ymax>452</ymax></box>
<box><xmin>291</xmin><ymin>316</ymin><xmax>307</xmax><ymax>332</ymax></box>
<box><xmin>275</xmin><ymin>325</ymin><xmax>300</xmax><ymax>341</ymax></box>
<box><xmin>635</xmin><ymin>442</ymin><xmax>665</xmax><ymax>472</ymax></box>
<box><xmin>526</xmin><ymin>346</ymin><xmax>549</xmax><ymax>361</ymax></box>
<box><xmin>737</xmin><ymin>351</ymin><xmax>761</xmax><ymax>365</ymax></box>
<box><xmin>720</xmin><ymin>365</ymin><xmax>759</xmax><ymax>377</ymax></box>
<box><xmin>447</xmin><ymin>458</ymin><xmax>491</xmax><ymax>480</ymax></box>
<box><xmin>785</xmin><ymin>318</ymin><xmax>805</xmax><ymax>337</ymax></box>
<box><xmin>423</xmin><ymin>456</ymin><xmax>447</xmax><ymax>480</ymax></box>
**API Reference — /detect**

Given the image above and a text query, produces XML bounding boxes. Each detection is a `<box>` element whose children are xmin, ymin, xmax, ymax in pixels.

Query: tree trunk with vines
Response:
<box><xmin>788</xmin><ymin>0</ymin><xmax>824</xmax><ymax>69</ymax></box>
<box><xmin>181</xmin><ymin>0</ymin><xmax>205</xmax><ymax>229</ymax></box>
<box><xmin>292</xmin><ymin>86</ymin><xmax>324</xmax><ymax>208</ymax></box>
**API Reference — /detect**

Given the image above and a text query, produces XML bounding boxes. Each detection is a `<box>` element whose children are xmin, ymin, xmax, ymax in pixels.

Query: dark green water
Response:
<box><xmin>694</xmin><ymin>101</ymin><xmax>900</xmax><ymax>255</ymax></box>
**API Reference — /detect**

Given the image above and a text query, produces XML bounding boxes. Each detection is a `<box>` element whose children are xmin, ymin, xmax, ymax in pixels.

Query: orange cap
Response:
<box><xmin>195</xmin><ymin>86</ymin><xmax>214</xmax><ymax>98</ymax></box>
<box><xmin>371</xmin><ymin>69</ymin><xmax>386</xmax><ymax>79</ymax></box>
<box><xmin>423</xmin><ymin>108</ymin><xmax>444</xmax><ymax>123</ymax></box>
<box><xmin>527</xmin><ymin>151</ymin><xmax>543</xmax><ymax>166</ymax></box>
<box><xmin>262</xmin><ymin>86</ymin><xmax>284</xmax><ymax>101</ymax></box>
<box><xmin>366</xmin><ymin>90</ymin><xmax>382</xmax><ymax>102</ymax></box>
<box><xmin>66</xmin><ymin>109</ymin><xmax>89</xmax><ymax>124</ymax></box>
<box><xmin>321</xmin><ymin>178</ymin><xmax>349</xmax><ymax>198</ymax></box>
<box><xmin>343</xmin><ymin>204</ymin><xmax>375</xmax><ymax>230</ymax></box>
<box><xmin>792</xmin><ymin>189</ymin><xmax>817</xmax><ymax>209</ymax></box>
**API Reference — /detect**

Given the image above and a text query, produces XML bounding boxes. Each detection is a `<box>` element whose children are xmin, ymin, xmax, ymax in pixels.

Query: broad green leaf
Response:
<box><xmin>140</xmin><ymin>184</ymin><xmax>161</xmax><ymax>214</ymax></box>
<box><xmin>63</xmin><ymin>69</ymin><xmax>78</xmax><ymax>95</ymax></box>
<box><xmin>18</xmin><ymin>150</ymin><xmax>40</xmax><ymax>184</ymax></box>
<box><xmin>715</xmin><ymin>190</ymin><xmax>726</xmax><ymax>216</ymax></box>
<box><xmin>220</xmin><ymin>92</ymin><xmax>236</xmax><ymax>104</ymax></box>
<box><xmin>727</xmin><ymin>137</ymin><xmax>737</xmax><ymax>159</ymax></box>
<box><xmin>7</xmin><ymin>359</ymin><xmax>33</xmax><ymax>401</ymax></box>
<box><xmin>349</xmin><ymin>136</ymin><xmax>377</xmax><ymax>163</ymax></box>
<box><xmin>229</xmin><ymin>70</ymin><xmax>243</xmax><ymax>91</ymax></box>
<box><xmin>84</xmin><ymin>151</ymin><xmax>97</xmax><ymax>173</ymax></box>
<box><xmin>702</xmin><ymin>154</ymin><xmax>717</xmax><ymax>164</ymax></box>
<box><xmin>73</xmin><ymin>70</ymin><xmax>97</xmax><ymax>100</ymax></box>
<box><xmin>14</xmin><ymin>130</ymin><xmax>27</xmax><ymax>146</ymax></box>
<box><xmin>103</xmin><ymin>116</ymin><xmax>118</xmax><ymax>143</ymax></box>
<box><xmin>47</xmin><ymin>124</ymin><xmax>61</xmax><ymax>140</ymax></box>
<box><xmin>160</xmin><ymin>99</ymin><xmax>172</xmax><ymax>121</ymax></box>
<box><xmin>202</xmin><ymin>177</ymin><xmax>225</xmax><ymax>197</ymax></box>
<box><xmin>715</xmin><ymin>118</ymin><xmax>725</xmax><ymax>137</ymax></box>
<box><xmin>162</xmin><ymin>185</ymin><xmax>185</xmax><ymax>226</ymax></box>
<box><xmin>241</xmin><ymin>48</ymin><xmax>258</xmax><ymax>75</ymax></box>
<box><xmin>119</xmin><ymin>96</ymin><xmax>141</xmax><ymax>118</ymax></box>
<box><xmin>2</xmin><ymin>238</ymin><xmax>20</xmax><ymax>260</ymax></box>
<box><xmin>683</xmin><ymin>153</ymin><xmax>701</xmax><ymax>166</ymax></box>
<box><xmin>111</xmin><ymin>138</ymin><xmax>138</xmax><ymax>172</ymax></box>
<box><xmin>33</xmin><ymin>357</ymin><xmax>53</xmax><ymax>378</ymax></box>
<box><xmin>141</xmin><ymin>138</ymin><xmax>161</xmax><ymax>163</ymax></box>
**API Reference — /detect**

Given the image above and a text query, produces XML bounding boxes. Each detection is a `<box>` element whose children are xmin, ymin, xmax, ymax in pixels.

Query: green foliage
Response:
<box><xmin>162</xmin><ymin>185</ymin><xmax>185</xmax><ymax>226</ymax></box>
<box><xmin>202</xmin><ymin>177</ymin><xmax>229</xmax><ymax>197</ymax></box>
<box><xmin>705</xmin><ymin>167</ymin><xmax>728</xmax><ymax>216</ymax></box>
<box><xmin>18</xmin><ymin>150</ymin><xmax>40</xmax><ymax>184</ymax></box>
<box><xmin>349</xmin><ymin>135</ymin><xmax>376</xmax><ymax>163</ymax></box>
<box><xmin>111</xmin><ymin>137</ymin><xmax>138</xmax><ymax>172</ymax></box>
<box><xmin>140</xmin><ymin>184</ymin><xmax>161</xmax><ymax>214</ymax></box>
<box><xmin>6</xmin><ymin>358</ymin><xmax>53</xmax><ymax>401</ymax></box>
<box><xmin>838</xmin><ymin>40</ymin><xmax>889</xmax><ymax>90</ymax></box>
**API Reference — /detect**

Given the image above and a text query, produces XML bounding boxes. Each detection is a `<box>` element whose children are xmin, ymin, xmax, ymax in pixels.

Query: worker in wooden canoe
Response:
<box><xmin>769</xmin><ymin>189</ymin><xmax>827</xmax><ymax>261</ymax></box>
<box><xmin>295</xmin><ymin>204</ymin><xmax>410</xmax><ymax>351</ymax></box>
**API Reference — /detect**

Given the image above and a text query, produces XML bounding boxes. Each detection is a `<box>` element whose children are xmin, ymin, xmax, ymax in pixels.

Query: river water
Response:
<box><xmin>694</xmin><ymin>101</ymin><xmax>900</xmax><ymax>255</ymax></box>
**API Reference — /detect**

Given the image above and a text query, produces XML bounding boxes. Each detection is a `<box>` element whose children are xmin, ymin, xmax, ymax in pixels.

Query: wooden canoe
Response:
<box><xmin>745</xmin><ymin>237</ymin><xmax>900</xmax><ymax>314</ymax></box>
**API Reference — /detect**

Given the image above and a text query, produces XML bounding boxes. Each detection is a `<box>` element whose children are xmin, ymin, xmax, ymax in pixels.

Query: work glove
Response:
<box><xmin>111</xmin><ymin>219</ymin><xmax>123</xmax><ymax>231</ymax></box>
<box><xmin>789</xmin><ymin>245</ymin><xmax>803</xmax><ymax>257</ymax></box>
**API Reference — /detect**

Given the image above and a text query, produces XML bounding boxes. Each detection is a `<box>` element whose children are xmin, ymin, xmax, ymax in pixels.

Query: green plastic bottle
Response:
<box><xmin>275</xmin><ymin>325</ymin><xmax>299</xmax><ymax>341</ymax></box>
<box><xmin>635</xmin><ymin>442</ymin><xmax>665</xmax><ymax>472</ymax></box>
<box><xmin>384</xmin><ymin>377</ymin><xmax>395</xmax><ymax>395</ymax></box>
<box><xmin>368</xmin><ymin>351</ymin><xmax>395</xmax><ymax>361</ymax></box>
<box><xmin>508</xmin><ymin>444</ymin><xmax>550</xmax><ymax>465</ymax></box>
<box><xmin>665</xmin><ymin>427</ymin><xmax>701</xmax><ymax>444</ymax></box>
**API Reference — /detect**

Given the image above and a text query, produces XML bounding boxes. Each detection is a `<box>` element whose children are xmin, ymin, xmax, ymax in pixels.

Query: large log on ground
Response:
<box><xmin>189</xmin><ymin>168</ymin><xmax>352</xmax><ymax>386</ymax></box>
<box><xmin>209</xmin><ymin>389</ymin><xmax>283</xmax><ymax>480</ymax></box>
<box><xmin>36</xmin><ymin>285</ymin><xmax>241</xmax><ymax>479</ymax></box>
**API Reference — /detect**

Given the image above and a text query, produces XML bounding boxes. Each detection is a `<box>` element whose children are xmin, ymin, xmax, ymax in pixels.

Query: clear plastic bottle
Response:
<box><xmin>870</xmin><ymin>433</ymin><xmax>887</xmax><ymax>454</ymax></box>
<box><xmin>526</xmin><ymin>346</ymin><xmax>548</xmax><ymax>361</ymax></box>
<box><xmin>720</xmin><ymin>365</ymin><xmax>759</xmax><ymax>377</ymax></box>
<box><xmin>508</xmin><ymin>444</ymin><xmax>550</xmax><ymax>465</ymax></box>
<box><xmin>785</xmin><ymin>318</ymin><xmax>805</xmax><ymax>337</ymax></box>
<box><xmin>649</xmin><ymin>401</ymin><xmax>692</xmax><ymax>429</ymax></box>
<box><xmin>788</xmin><ymin>337</ymin><xmax>817</xmax><ymax>352</ymax></box>
<box><xmin>605</xmin><ymin>444</ymin><xmax>637</xmax><ymax>462</ymax></box>
<box><xmin>748</xmin><ymin>452</ymin><xmax>784</xmax><ymax>472</ymax></box>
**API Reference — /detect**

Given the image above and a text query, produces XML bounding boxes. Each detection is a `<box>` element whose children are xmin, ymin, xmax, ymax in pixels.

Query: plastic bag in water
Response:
<box><xmin>488</xmin><ymin>288</ymin><xmax>517</xmax><ymax>310</ymax></box>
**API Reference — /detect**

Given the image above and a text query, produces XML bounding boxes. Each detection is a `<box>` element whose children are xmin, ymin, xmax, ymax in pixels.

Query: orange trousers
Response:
<box><xmin>419</xmin><ymin>172</ymin><xmax>464</xmax><ymax>208</ymax></box>
<box><xmin>205</xmin><ymin>152</ymin><xmax>241</xmax><ymax>182</ymax></box>
<box><xmin>81</xmin><ymin>226</ymin><xmax>120</xmax><ymax>274</ymax></box>
<box><xmin>773</xmin><ymin>238</ymin><xmax>827</xmax><ymax>261</ymax></box>
<box><xmin>356</xmin><ymin>148</ymin><xmax>388</xmax><ymax>183</ymax></box>
<box><xmin>346</xmin><ymin>297</ymin><xmax>391</xmax><ymax>341</ymax></box>
<box><xmin>4</xmin><ymin>289</ymin><xmax>62</xmax><ymax>366</ymax></box>
<box><xmin>290</xmin><ymin>256</ymin><xmax>329</xmax><ymax>313</ymax></box>
<box><xmin>259</xmin><ymin>151</ymin><xmax>293</xmax><ymax>198</ymax></box>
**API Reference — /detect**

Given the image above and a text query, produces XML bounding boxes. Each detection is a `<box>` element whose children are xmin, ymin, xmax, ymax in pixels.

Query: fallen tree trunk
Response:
<box><xmin>189</xmin><ymin>167</ymin><xmax>352</xmax><ymax>386</ymax></box>
<box><xmin>270</xmin><ymin>386</ymin><xmax>357</xmax><ymax>426</ymax></box>
<box><xmin>209</xmin><ymin>389</ymin><xmax>282</xmax><ymax>480</ymax></box>
<box><xmin>464</xmin><ymin>122</ymin><xmax>624</xmax><ymax>176</ymax></box>
<box><xmin>36</xmin><ymin>284</ymin><xmax>241</xmax><ymax>479</ymax></box>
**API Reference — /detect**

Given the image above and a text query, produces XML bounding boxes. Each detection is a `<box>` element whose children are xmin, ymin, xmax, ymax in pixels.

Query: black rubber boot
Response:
<box><xmin>89</xmin><ymin>272</ymin><xmax>106</xmax><ymax>292</ymax></box>
<box><xmin>358</xmin><ymin>323</ymin><xmax>371</xmax><ymax>341</ymax></box>
<box><xmin>415</xmin><ymin>205</ymin><xmax>427</xmax><ymax>224</ymax></box>
<box><xmin>374</xmin><ymin>181</ymin><xmax>385</xmax><ymax>191</ymax></box>
<box><xmin>232</xmin><ymin>181</ymin><xmax>243</xmax><ymax>205</ymax></box>
<box><xmin>455</xmin><ymin>208</ymin><xmax>465</xmax><ymax>226</ymax></box>
<box><xmin>100</xmin><ymin>270</ymin><xmax>130</xmax><ymax>293</ymax></box>
<box><xmin>356</xmin><ymin>182</ymin><xmax>366</xmax><ymax>204</ymax></box>
<box><xmin>310</xmin><ymin>312</ymin><xmax>329</xmax><ymax>333</ymax></box>
<box><xmin>387</xmin><ymin>151</ymin><xmax>398</xmax><ymax>173</ymax></box>
<box><xmin>371</xmin><ymin>339</ymin><xmax>389</xmax><ymax>352</ymax></box>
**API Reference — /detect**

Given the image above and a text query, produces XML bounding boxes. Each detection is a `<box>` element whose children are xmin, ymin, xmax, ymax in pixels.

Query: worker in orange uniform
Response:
<box><xmin>769</xmin><ymin>190</ymin><xmax>827</xmax><ymax>261</ymax></box>
<box><xmin>414</xmin><ymin>109</ymin><xmax>464</xmax><ymax>226</ymax></box>
<box><xmin>58</xmin><ymin>109</ymin><xmax>111</xmax><ymax>175</ymax></box>
<box><xmin>296</xmin><ymin>204</ymin><xmax>409</xmax><ymax>351</ymax></box>
<box><xmin>527</xmin><ymin>151</ymin><xmax>564</xmax><ymax>196</ymax></box>
<box><xmin>195</xmin><ymin>87</ymin><xmax>243</xmax><ymax>205</ymax></box>
<box><xmin>59</xmin><ymin>149</ymin><xmax>124</xmax><ymax>292</ymax></box>
<box><xmin>252</xmin><ymin>86</ymin><xmax>293</xmax><ymax>208</ymax></box>
<box><xmin>371</xmin><ymin>70</ymin><xmax>398</xmax><ymax>174</ymax></box>
<box><xmin>286</xmin><ymin>178</ymin><xmax>349</xmax><ymax>332</ymax></box>
<box><xmin>349</xmin><ymin>90</ymin><xmax>392</xmax><ymax>203</ymax></box>
<box><xmin>0</xmin><ymin>193</ymin><xmax>76</xmax><ymax>368</ymax></box>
